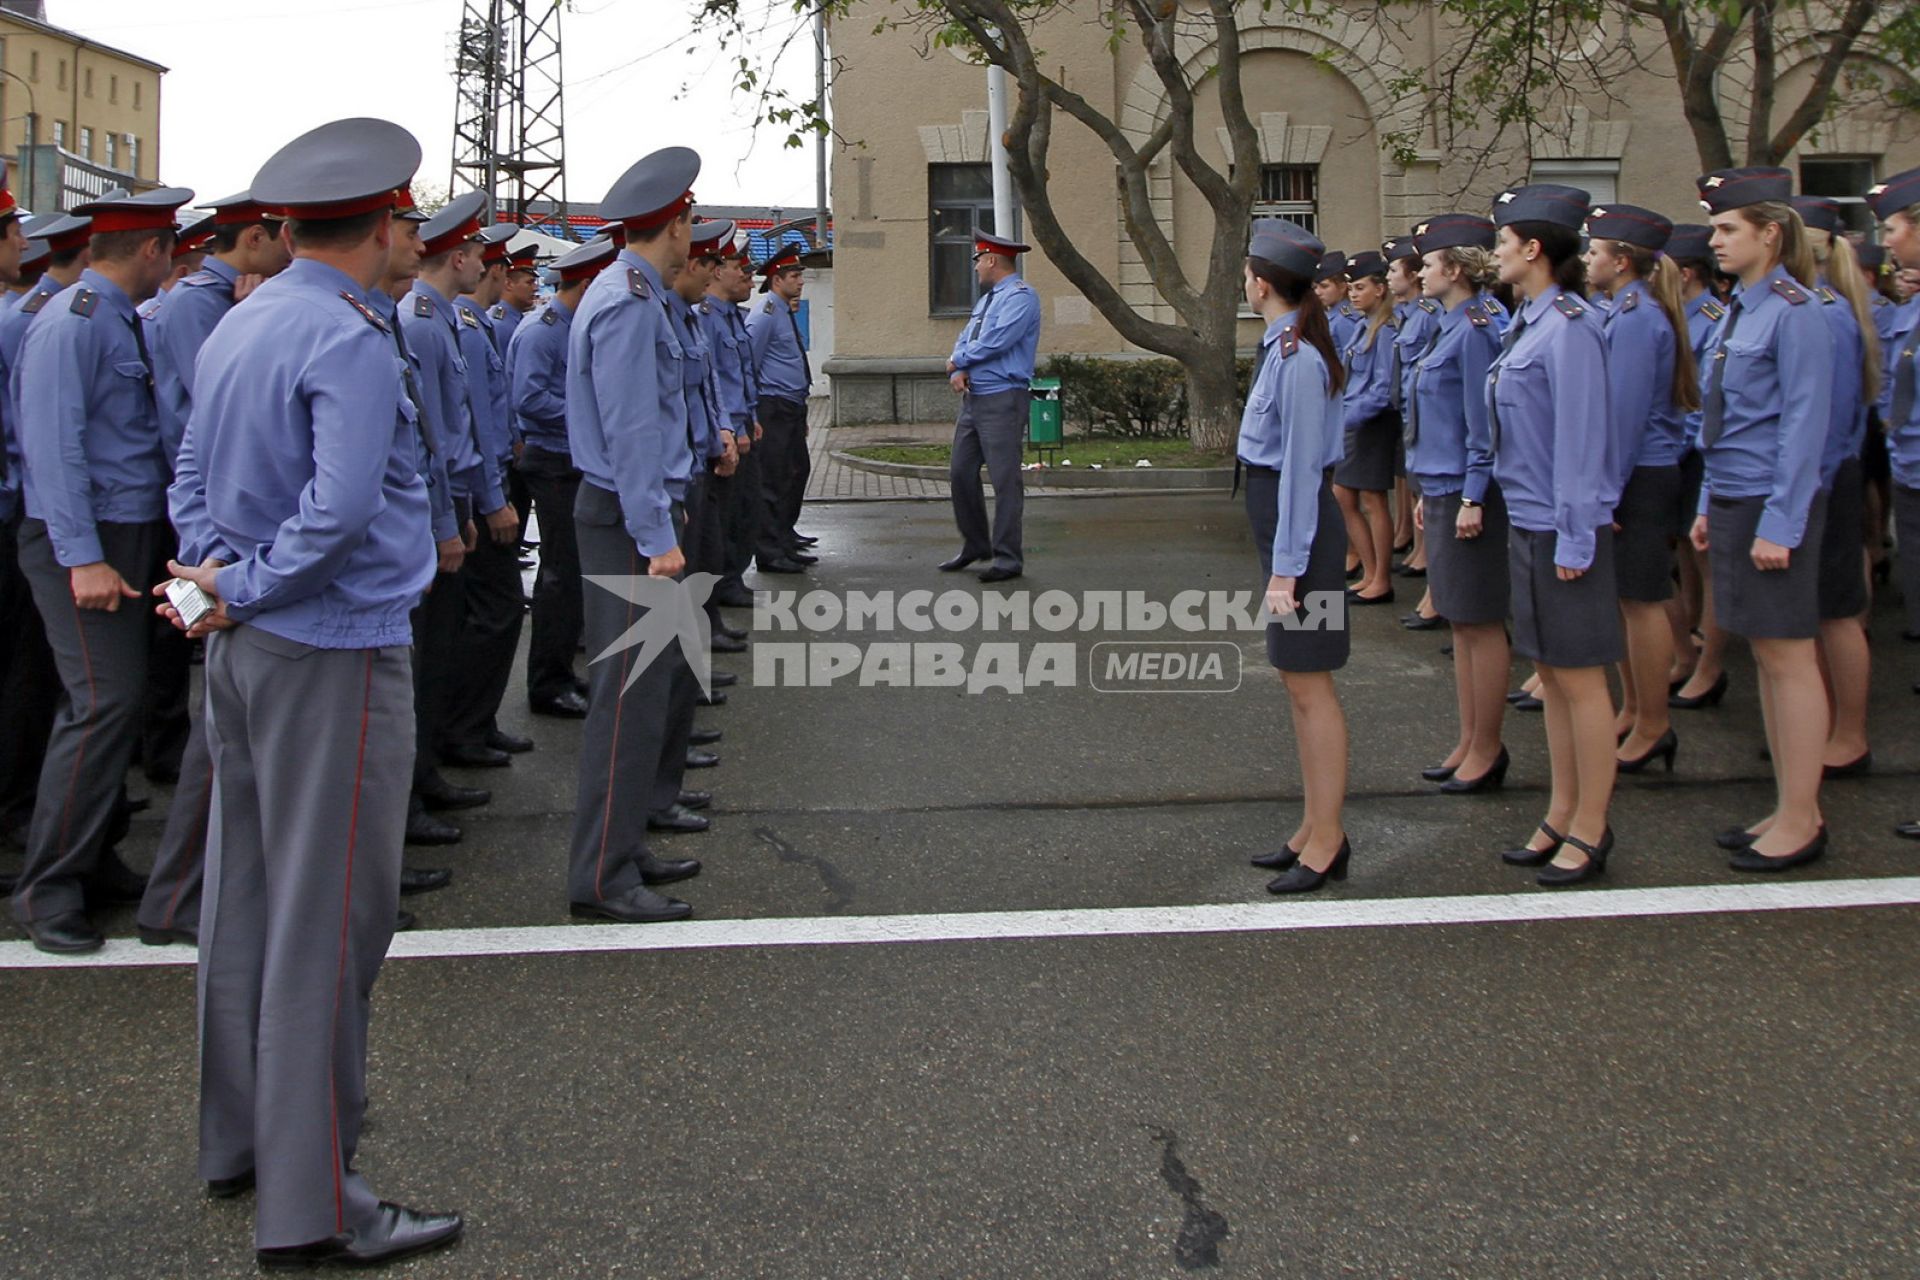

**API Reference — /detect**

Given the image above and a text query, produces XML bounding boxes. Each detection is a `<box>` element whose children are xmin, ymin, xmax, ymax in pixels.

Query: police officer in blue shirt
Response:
<box><xmin>566</xmin><ymin>146</ymin><xmax>705</xmax><ymax>924</ymax></box>
<box><xmin>1237</xmin><ymin>218</ymin><xmax>1353</xmax><ymax>895</ymax></box>
<box><xmin>9</xmin><ymin>184</ymin><xmax>190</xmax><ymax>953</ymax></box>
<box><xmin>939</xmin><ymin>231</ymin><xmax>1041</xmax><ymax>582</ymax></box>
<box><xmin>509</xmin><ymin>235</ymin><xmax>611</xmax><ymax>720</ymax></box>
<box><xmin>745</xmin><ymin>242</ymin><xmax>817</xmax><ymax>573</ymax></box>
<box><xmin>1692</xmin><ymin>166</ymin><xmax>1834</xmax><ymax>871</ymax></box>
<box><xmin>1384</xmin><ymin>233</ymin><xmax>1438</xmax><ymax>585</ymax></box>
<box><xmin>1486</xmin><ymin>182</ymin><xmax>1620</xmax><ymax>887</ymax></box>
<box><xmin>1406</xmin><ymin>213</ymin><xmax>1511</xmax><ymax>793</ymax></box>
<box><xmin>1314</xmin><ymin>250</ymin><xmax>1362</xmax><ymax>354</ymax></box>
<box><xmin>162</xmin><ymin>117</ymin><xmax>462</xmax><ymax>1268</ymax></box>
<box><xmin>678</xmin><ymin>219</ymin><xmax>750</xmax><ymax>666</ymax></box>
<box><xmin>490</xmin><ymin>241</ymin><xmax>540</xmax><ymax>354</ymax></box>
<box><xmin>0</xmin><ymin>169</ymin><xmax>45</xmax><ymax>875</ymax></box>
<box><xmin>699</xmin><ymin>235</ymin><xmax>764</xmax><ymax>615</ymax></box>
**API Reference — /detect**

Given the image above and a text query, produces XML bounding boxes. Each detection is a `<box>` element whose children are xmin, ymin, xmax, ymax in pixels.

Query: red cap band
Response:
<box><xmin>88</xmin><ymin>208</ymin><xmax>182</xmax><ymax>234</ymax></box>
<box><xmin>421</xmin><ymin>212</ymin><xmax>483</xmax><ymax>258</ymax></box>
<box><xmin>621</xmin><ymin>189</ymin><xmax>695</xmax><ymax>234</ymax></box>
<box><xmin>268</xmin><ymin>189</ymin><xmax>401</xmax><ymax>221</ymax></box>
<box><xmin>212</xmin><ymin>203</ymin><xmax>276</xmax><ymax>227</ymax></box>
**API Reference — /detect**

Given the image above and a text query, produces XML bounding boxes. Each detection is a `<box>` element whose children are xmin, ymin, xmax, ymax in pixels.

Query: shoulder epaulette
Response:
<box><xmin>1552</xmin><ymin>293</ymin><xmax>1585</xmax><ymax>319</ymax></box>
<box><xmin>412</xmin><ymin>294</ymin><xmax>434</xmax><ymax>317</ymax></box>
<box><xmin>458</xmin><ymin>308</ymin><xmax>480</xmax><ymax>329</ymax></box>
<box><xmin>1278</xmin><ymin>327</ymin><xmax>1299</xmax><ymax>359</ymax></box>
<box><xmin>182</xmin><ymin>269</ymin><xmax>223</xmax><ymax>289</ymax></box>
<box><xmin>540</xmin><ymin>307</ymin><xmax>558</xmax><ymax>326</ymax></box>
<box><xmin>761</xmin><ymin>298</ymin><xmax>776</xmax><ymax>314</ymax></box>
<box><xmin>1771</xmin><ymin>278</ymin><xmax>1808</xmax><ymax>305</ymax></box>
<box><xmin>338</xmin><ymin>291</ymin><xmax>390</xmax><ymax>334</ymax></box>
<box><xmin>69</xmin><ymin>288</ymin><xmax>98</xmax><ymax>317</ymax></box>
<box><xmin>1817</xmin><ymin>286</ymin><xmax>1837</xmax><ymax>305</ymax></box>
<box><xmin>19</xmin><ymin>290</ymin><xmax>49</xmax><ymax>315</ymax></box>
<box><xmin>1417</xmin><ymin>298</ymin><xmax>1440</xmax><ymax>314</ymax></box>
<box><xmin>1466</xmin><ymin>301</ymin><xmax>1492</xmax><ymax>328</ymax></box>
<box><xmin>1700</xmin><ymin>299</ymin><xmax>1726</xmax><ymax>322</ymax></box>
<box><xmin>1619</xmin><ymin>290</ymin><xmax>1640</xmax><ymax>312</ymax></box>
<box><xmin>627</xmin><ymin>268</ymin><xmax>651</xmax><ymax>300</ymax></box>
<box><xmin>697</xmin><ymin>298</ymin><xmax>712</xmax><ymax>315</ymax></box>
<box><xmin>488</xmin><ymin>303</ymin><xmax>506</xmax><ymax>320</ymax></box>
<box><xmin>1871</xmin><ymin>294</ymin><xmax>1891</xmax><ymax>308</ymax></box>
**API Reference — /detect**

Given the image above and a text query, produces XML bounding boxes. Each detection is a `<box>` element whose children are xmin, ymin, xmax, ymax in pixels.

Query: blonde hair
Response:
<box><xmin>1736</xmin><ymin>201</ymin><xmax>1817</xmax><ymax>288</ymax></box>
<box><xmin>1806</xmin><ymin>228</ymin><xmax>1883</xmax><ymax>395</ymax></box>
<box><xmin>1597</xmin><ymin>238</ymin><xmax>1701</xmax><ymax>414</ymax></box>
<box><xmin>1437</xmin><ymin>245</ymin><xmax>1498</xmax><ymax>291</ymax></box>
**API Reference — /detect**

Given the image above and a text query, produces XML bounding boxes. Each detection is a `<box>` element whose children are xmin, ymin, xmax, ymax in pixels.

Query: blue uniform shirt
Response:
<box><xmin>1681</xmin><ymin>291</ymin><xmax>1727</xmax><ymax>450</ymax></box>
<box><xmin>666</xmin><ymin>290</ymin><xmax>726</xmax><ymax>462</ymax></box>
<box><xmin>1328</xmin><ymin>302</ymin><xmax>1362</xmax><ymax>357</ymax></box>
<box><xmin>400</xmin><ymin>279</ymin><xmax>500</xmax><ymax>514</ymax></box>
<box><xmin>17</xmin><ymin>268</ymin><xmax>169</xmax><ymax>567</ymax></box>
<box><xmin>488</xmin><ymin>301</ymin><xmax>524</xmax><ymax>359</ymax></box>
<box><xmin>567</xmin><ymin>251</ymin><xmax>695</xmax><ymax>557</ymax></box>
<box><xmin>745</xmin><ymin>289</ymin><xmax>811</xmax><ymax>402</ymax></box>
<box><xmin>455</xmin><ymin>296</ymin><xmax>517</xmax><ymax>464</ymax></box>
<box><xmin>506</xmin><ymin>297</ymin><xmax>571</xmax><ymax>456</ymax></box>
<box><xmin>1237</xmin><ymin>312</ymin><xmax>1342</xmax><ymax>578</ymax></box>
<box><xmin>1405</xmin><ymin>295</ymin><xmax>1502</xmax><ymax>499</ymax></box>
<box><xmin>698</xmin><ymin>294</ymin><xmax>758</xmax><ymax>430</ymax></box>
<box><xmin>368</xmin><ymin>288</ymin><xmax>457</xmax><ymax>545</ymax></box>
<box><xmin>1392</xmin><ymin>299</ymin><xmax>1441</xmax><ymax>412</ymax></box>
<box><xmin>0</xmin><ymin>273</ymin><xmax>67</xmax><ymax>522</ymax></box>
<box><xmin>1600</xmin><ymin>279</ymin><xmax>1686</xmax><ymax>486</ymax></box>
<box><xmin>151</xmin><ymin>256</ymin><xmax>243</xmax><ymax>470</ymax></box>
<box><xmin>167</xmin><ymin>258</ymin><xmax>434</xmax><ymax>648</ymax></box>
<box><xmin>947</xmin><ymin>274</ymin><xmax>1041</xmax><ymax>397</ymax></box>
<box><xmin>1812</xmin><ymin>279</ymin><xmax>1866</xmax><ymax>487</ymax></box>
<box><xmin>1696</xmin><ymin>266</ymin><xmax>1833</xmax><ymax>548</ymax></box>
<box><xmin>1340</xmin><ymin>316</ymin><xmax>1398</xmax><ymax>432</ymax></box>
<box><xmin>1488</xmin><ymin>286</ymin><xmax>1615</xmax><ymax>570</ymax></box>
<box><xmin>1883</xmin><ymin>299</ymin><xmax>1920</xmax><ymax>487</ymax></box>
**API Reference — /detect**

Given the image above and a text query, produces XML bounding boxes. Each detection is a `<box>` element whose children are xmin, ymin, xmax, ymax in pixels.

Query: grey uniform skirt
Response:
<box><xmin>1508</xmin><ymin>524</ymin><xmax>1623</xmax><ymax>668</ymax></box>
<box><xmin>1334</xmin><ymin>411</ymin><xmax>1398</xmax><ymax>493</ymax></box>
<box><xmin>1423</xmin><ymin>484</ymin><xmax>1511</xmax><ymax>625</ymax></box>
<box><xmin>1816</xmin><ymin>457</ymin><xmax>1867</xmax><ymax>621</ymax></box>
<box><xmin>1245</xmin><ymin>466</ymin><xmax>1351</xmax><ymax>673</ymax></box>
<box><xmin>1707</xmin><ymin>491</ymin><xmax>1827</xmax><ymax>640</ymax></box>
<box><xmin>1613</xmin><ymin>464</ymin><xmax>1683</xmax><ymax>603</ymax></box>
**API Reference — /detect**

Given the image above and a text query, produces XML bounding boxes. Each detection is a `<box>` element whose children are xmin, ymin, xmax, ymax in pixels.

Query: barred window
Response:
<box><xmin>1254</xmin><ymin>164</ymin><xmax>1319</xmax><ymax>237</ymax></box>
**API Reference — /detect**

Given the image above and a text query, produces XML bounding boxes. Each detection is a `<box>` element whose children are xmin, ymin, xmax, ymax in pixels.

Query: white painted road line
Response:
<box><xmin>4</xmin><ymin>876</ymin><xmax>1919</xmax><ymax>970</ymax></box>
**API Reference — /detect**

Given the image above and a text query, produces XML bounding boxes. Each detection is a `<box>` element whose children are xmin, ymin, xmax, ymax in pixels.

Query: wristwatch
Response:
<box><xmin>1459</xmin><ymin>497</ymin><xmax>1482</xmax><ymax>509</ymax></box>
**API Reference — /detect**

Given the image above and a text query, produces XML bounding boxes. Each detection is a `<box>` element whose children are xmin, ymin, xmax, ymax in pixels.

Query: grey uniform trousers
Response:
<box><xmin>137</xmin><ymin>700</ymin><xmax>212</xmax><ymax>935</ymax></box>
<box><xmin>569</xmin><ymin>483</ymin><xmax>686</xmax><ymax>905</ymax></box>
<box><xmin>10</xmin><ymin>517</ymin><xmax>165</xmax><ymax>924</ymax></box>
<box><xmin>950</xmin><ymin>388</ymin><xmax>1029</xmax><ymax>573</ymax></box>
<box><xmin>197</xmin><ymin>625</ymin><xmax>412</xmax><ymax>1250</ymax></box>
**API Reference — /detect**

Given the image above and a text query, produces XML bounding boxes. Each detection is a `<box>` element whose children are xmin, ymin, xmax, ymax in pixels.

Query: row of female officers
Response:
<box><xmin>1238</xmin><ymin>163</ymin><xmax>1920</xmax><ymax>895</ymax></box>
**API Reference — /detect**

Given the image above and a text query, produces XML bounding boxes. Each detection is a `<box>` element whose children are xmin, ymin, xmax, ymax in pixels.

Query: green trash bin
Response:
<box><xmin>1028</xmin><ymin>377</ymin><xmax>1063</xmax><ymax>448</ymax></box>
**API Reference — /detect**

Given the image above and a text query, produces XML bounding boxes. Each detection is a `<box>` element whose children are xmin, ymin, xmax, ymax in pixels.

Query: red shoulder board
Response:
<box><xmin>1771</xmin><ymin>278</ymin><xmax>1807</xmax><ymax>305</ymax></box>
<box><xmin>19</xmin><ymin>291</ymin><xmax>47</xmax><ymax>314</ymax></box>
<box><xmin>1279</xmin><ymin>328</ymin><xmax>1299</xmax><ymax>358</ymax></box>
<box><xmin>627</xmin><ymin>269</ymin><xmax>651</xmax><ymax>300</ymax></box>
<box><xmin>1552</xmin><ymin>294</ymin><xmax>1585</xmax><ymax>319</ymax></box>
<box><xmin>339</xmin><ymin>291</ymin><xmax>389</xmax><ymax>334</ymax></box>
<box><xmin>68</xmin><ymin>288</ymin><xmax>99</xmax><ymax>317</ymax></box>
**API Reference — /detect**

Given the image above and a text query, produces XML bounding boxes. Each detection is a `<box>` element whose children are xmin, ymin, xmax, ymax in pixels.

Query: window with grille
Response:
<box><xmin>1254</xmin><ymin>165</ymin><xmax>1319</xmax><ymax>237</ymax></box>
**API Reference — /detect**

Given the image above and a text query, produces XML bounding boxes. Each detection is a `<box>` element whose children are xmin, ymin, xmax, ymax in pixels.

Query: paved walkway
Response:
<box><xmin>803</xmin><ymin>400</ymin><xmax>1102</xmax><ymax>502</ymax></box>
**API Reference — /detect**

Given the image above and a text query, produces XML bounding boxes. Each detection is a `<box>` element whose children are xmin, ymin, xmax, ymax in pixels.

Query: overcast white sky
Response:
<box><xmin>55</xmin><ymin>0</ymin><xmax>827</xmax><ymax>210</ymax></box>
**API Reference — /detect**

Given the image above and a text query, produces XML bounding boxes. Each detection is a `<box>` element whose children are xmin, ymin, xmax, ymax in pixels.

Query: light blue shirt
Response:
<box><xmin>698</xmin><ymin>294</ymin><xmax>758</xmax><ymax>430</ymax></box>
<box><xmin>1883</xmin><ymin>299</ymin><xmax>1920</xmax><ymax>487</ymax></box>
<box><xmin>566</xmin><ymin>251</ymin><xmax>695</xmax><ymax>556</ymax></box>
<box><xmin>745</xmin><ymin>289</ymin><xmax>811</xmax><ymax>401</ymax></box>
<box><xmin>151</xmin><ymin>256</ymin><xmax>242</xmax><ymax>470</ymax></box>
<box><xmin>1392</xmin><ymin>299</ymin><xmax>1442</xmax><ymax>413</ymax></box>
<box><xmin>369</xmin><ymin>288</ymin><xmax>457</xmax><ymax>545</ymax></box>
<box><xmin>168</xmin><ymin>258</ymin><xmax>435</xmax><ymax>649</ymax></box>
<box><xmin>455</xmin><ymin>295</ymin><xmax>516</xmax><ymax>463</ymax></box>
<box><xmin>1600</xmin><ymin>279</ymin><xmax>1686</xmax><ymax>484</ymax></box>
<box><xmin>1489</xmin><ymin>285</ymin><xmax>1615</xmax><ymax>570</ymax></box>
<box><xmin>488</xmin><ymin>301</ymin><xmax>524</xmax><ymax>359</ymax></box>
<box><xmin>1328</xmin><ymin>303</ymin><xmax>1362</xmax><ymax>357</ymax></box>
<box><xmin>506</xmin><ymin>296</ymin><xmax>571</xmax><ymax>456</ymax></box>
<box><xmin>1237</xmin><ymin>312</ymin><xmax>1341</xmax><ymax>577</ymax></box>
<box><xmin>1681</xmin><ymin>291</ymin><xmax>1727</xmax><ymax>451</ymax></box>
<box><xmin>1811</xmin><ymin>278</ymin><xmax>1866</xmax><ymax>488</ymax></box>
<box><xmin>1696</xmin><ymin>266</ymin><xmax>1833</xmax><ymax>548</ymax></box>
<box><xmin>400</xmin><ymin>279</ymin><xmax>500</xmax><ymax>514</ymax></box>
<box><xmin>948</xmin><ymin>274</ymin><xmax>1041</xmax><ymax>397</ymax></box>
<box><xmin>1340</xmin><ymin>315</ymin><xmax>1398</xmax><ymax>432</ymax></box>
<box><xmin>17</xmin><ymin>268</ymin><xmax>169</xmax><ymax>566</ymax></box>
<box><xmin>1405</xmin><ymin>295</ymin><xmax>1502</xmax><ymax>499</ymax></box>
<box><xmin>0</xmin><ymin>273</ymin><xmax>67</xmax><ymax>522</ymax></box>
<box><xmin>665</xmin><ymin>290</ymin><xmax>727</xmax><ymax>461</ymax></box>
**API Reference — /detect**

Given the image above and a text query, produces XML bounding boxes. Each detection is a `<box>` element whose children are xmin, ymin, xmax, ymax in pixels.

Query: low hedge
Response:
<box><xmin>1038</xmin><ymin>355</ymin><xmax>1257</xmax><ymax>440</ymax></box>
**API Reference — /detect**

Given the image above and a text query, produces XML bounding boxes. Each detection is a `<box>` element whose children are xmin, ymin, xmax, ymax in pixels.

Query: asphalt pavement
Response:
<box><xmin>4</xmin><ymin>491</ymin><xmax>1918</xmax><ymax>1278</ymax></box>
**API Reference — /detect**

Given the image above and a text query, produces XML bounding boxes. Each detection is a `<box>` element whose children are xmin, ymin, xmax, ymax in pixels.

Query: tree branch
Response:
<box><xmin>1748</xmin><ymin>0</ymin><xmax>1777</xmax><ymax>165</ymax></box>
<box><xmin>1764</xmin><ymin>0</ymin><xmax>1879</xmax><ymax>162</ymax></box>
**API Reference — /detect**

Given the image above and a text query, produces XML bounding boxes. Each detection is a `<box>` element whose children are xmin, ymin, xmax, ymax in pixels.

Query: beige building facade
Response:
<box><xmin>824</xmin><ymin>2</ymin><xmax>1920</xmax><ymax>424</ymax></box>
<box><xmin>0</xmin><ymin>1</ymin><xmax>165</xmax><ymax>211</ymax></box>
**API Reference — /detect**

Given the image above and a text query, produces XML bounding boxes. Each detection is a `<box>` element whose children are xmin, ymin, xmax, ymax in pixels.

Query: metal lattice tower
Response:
<box><xmin>449</xmin><ymin>0</ymin><xmax>571</xmax><ymax>237</ymax></box>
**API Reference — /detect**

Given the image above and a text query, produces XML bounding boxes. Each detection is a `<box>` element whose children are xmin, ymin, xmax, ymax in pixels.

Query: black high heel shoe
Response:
<box><xmin>1441</xmin><ymin>746</ymin><xmax>1509</xmax><ymax>794</ymax></box>
<box><xmin>1249</xmin><ymin>842</ymin><xmax>1300</xmax><ymax>870</ymax></box>
<box><xmin>1501</xmin><ymin>821</ymin><xmax>1563</xmax><ymax>867</ymax></box>
<box><xmin>1617</xmin><ymin>728</ymin><xmax>1679</xmax><ymax>775</ymax></box>
<box><xmin>1729</xmin><ymin>825</ymin><xmax>1827</xmax><ymax>872</ymax></box>
<box><xmin>1823</xmin><ymin>752</ymin><xmax>1872</xmax><ymax>779</ymax></box>
<box><xmin>1668</xmin><ymin>672</ymin><xmax>1728</xmax><ymax>710</ymax></box>
<box><xmin>1713</xmin><ymin>825</ymin><xmax>1758</xmax><ymax>851</ymax></box>
<box><xmin>1420</xmin><ymin>761</ymin><xmax>1459</xmax><ymax>783</ymax></box>
<box><xmin>1537</xmin><ymin>828</ymin><xmax>1613</xmax><ymax>887</ymax></box>
<box><xmin>1266</xmin><ymin>838</ymin><xmax>1350</xmax><ymax>895</ymax></box>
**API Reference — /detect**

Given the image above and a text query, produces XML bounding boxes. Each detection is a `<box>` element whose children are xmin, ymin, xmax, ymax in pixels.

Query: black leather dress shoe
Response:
<box><xmin>531</xmin><ymin>689</ymin><xmax>590</xmax><ymax>719</ymax></box>
<box><xmin>405</xmin><ymin>805</ymin><xmax>462</xmax><ymax>846</ymax></box>
<box><xmin>26</xmin><ymin>911</ymin><xmax>103</xmax><ymax>955</ymax></box>
<box><xmin>756</xmin><ymin>556</ymin><xmax>808</xmax><ymax>574</ymax></box>
<box><xmin>1249</xmin><ymin>844</ymin><xmax>1300</xmax><ymax>870</ymax></box>
<box><xmin>1400</xmin><ymin>612</ymin><xmax>1443</xmax><ymax>631</ymax></box>
<box><xmin>442</xmin><ymin>743</ymin><xmax>510</xmax><ymax>769</ymax></box>
<box><xmin>570</xmin><ymin>888</ymin><xmax>693</xmax><ymax>923</ymax></box>
<box><xmin>710</xmin><ymin>631</ymin><xmax>749</xmax><ymax>654</ymax></box>
<box><xmin>709</xmin><ymin>670</ymin><xmax>739</xmax><ymax>688</ymax></box>
<box><xmin>1896</xmin><ymin>820</ymin><xmax>1920</xmax><ymax>841</ymax></box>
<box><xmin>639</xmin><ymin>851</ymin><xmax>702</xmax><ymax>884</ymax></box>
<box><xmin>714</xmin><ymin>584</ymin><xmax>757</xmax><ymax>608</ymax></box>
<box><xmin>257</xmin><ymin>1203</ymin><xmax>463</xmax><ymax>1271</ymax></box>
<box><xmin>794</xmin><ymin>533</ymin><xmax>819</xmax><ymax>547</ymax></box>
<box><xmin>206</xmin><ymin>1169</ymin><xmax>254</xmax><ymax>1199</ymax></box>
<box><xmin>786</xmin><ymin>550</ymin><xmax>820</xmax><ymax>566</ymax></box>
<box><xmin>978</xmin><ymin>565</ymin><xmax>1022</xmax><ymax>583</ymax></box>
<box><xmin>1347</xmin><ymin>588</ymin><xmax>1395</xmax><ymax>605</ymax></box>
<box><xmin>939</xmin><ymin>552</ymin><xmax>985</xmax><ymax>572</ymax></box>
<box><xmin>685</xmin><ymin>748</ymin><xmax>720</xmax><ymax>769</ymax></box>
<box><xmin>716</xmin><ymin>620</ymin><xmax>750</xmax><ymax>642</ymax></box>
<box><xmin>1729</xmin><ymin>826</ymin><xmax>1827</xmax><ymax>873</ymax></box>
<box><xmin>678</xmin><ymin>789</ymin><xmax>712</xmax><ymax>810</ymax></box>
<box><xmin>688</xmin><ymin>728</ymin><xmax>722</xmax><ymax>746</ymax></box>
<box><xmin>485</xmin><ymin>728</ymin><xmax>534</xmax><ymax>754</ymax></box>
<box><xmin>697</xmin><ymin>689</ymin><xmax>729</xmax><ymax>707</ymax></box>
<box><xmin>648</xmin><ymin>804</ymin><xmax>711</xmax><ymax>834</ymax></box>
<box><xmin>138</xmin><ymin>924</ymin><xmax>198</xmax><ymax>947</ymax></box>
<box><xmin>416</xmin><ymin>776</ymin><xmax>490</xmax><ymax>812</ymax></box>
<box><xmin>395</xmin><ymin>910</ymin><xmax>418</xmax><ymax>932</ymax></box>
<box><xmin>400</xmin><ymin>866</ymin><xmax>453</xmax><ymax>896</ymax></box>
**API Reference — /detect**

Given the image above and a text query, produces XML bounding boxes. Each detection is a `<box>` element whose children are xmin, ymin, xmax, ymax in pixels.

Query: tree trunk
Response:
<box><xmin>1186</xmin><ymin>346</ymin><xmax>1240</xmax><ymax>455</ymax></box>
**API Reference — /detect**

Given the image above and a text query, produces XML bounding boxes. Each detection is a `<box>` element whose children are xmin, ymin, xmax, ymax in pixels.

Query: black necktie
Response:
<box><xmin>968</xmin><ymin>287</ymin><xmax>996</xmax><ymax>342</ymax></box>
<box><xmin>786</xmin><ymin>304</ymin><xmax>812</xmax><ymax>390</ymax></box>
<box><xmin>127</xmin><ymin>314</ymin><xmax>155</xmax><ymax>392</ymax></box>
<box><xmin>390</xmin><ymin>323</ymin><xmax>437</xmax><ymax>459</ymax></box>
<box><xmin>1700</xmin><ymin>298</ymin><xmax>1745</xmax><ymax>447</ymax></box>
<box><xmin>1486</xmin><ymin>311</ymin><xmax>1530</xmax><ymax>455</ymax></box>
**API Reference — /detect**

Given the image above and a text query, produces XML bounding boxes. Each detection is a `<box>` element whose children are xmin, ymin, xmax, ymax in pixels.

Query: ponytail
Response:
<box><xmin>1814</xmin><ymin>231</ymin><xmax>1884</xmax><ymax>394</ymax></box>
<box><xmin>1358</xmin><ymin>272</ymin><xmax>1394</xmax><ymax>352</ymax></box>
<box><xmin>1646</xmin><ymin>254</ymin><xmax>1702</xmax><ymax>413</ymax></box>
<box><xmin>1247</xmin><ymin>256</ymin><xmax>1348</xmax><ymax>397</ymax></box>
<box><xmin>1738</xmin><ymin>201</ymin><xmax>1816</xmax><ymax>288</ymax></box>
